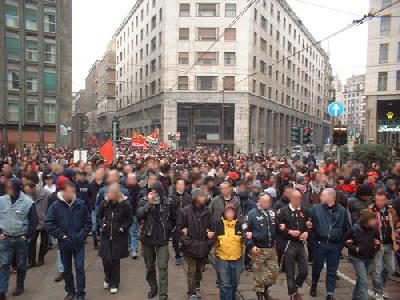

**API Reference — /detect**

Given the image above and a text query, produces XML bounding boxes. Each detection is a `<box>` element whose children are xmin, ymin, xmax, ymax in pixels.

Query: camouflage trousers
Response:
<box><xmin>251</xmin><ymin>248</ymin><xmax>279</xmax><ymax>292</ymax></box>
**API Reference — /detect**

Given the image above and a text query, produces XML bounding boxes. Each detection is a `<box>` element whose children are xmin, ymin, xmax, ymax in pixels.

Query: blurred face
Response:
<box><xmin>95</xmin><ymin>168</ymin><xmax>105</xmax><ymax>181</ymax></box>
<box><xmin>320</xmin><ymin>190</ymin><xmax>335</xmax><ymax>205</ymax></box>
<box><xmin>195</xmin><ymin>195</ymin><xmax>207</xmax><ymax>206</ymax></box>
<box><xmin>289</xmin><ymin>190</ymin><xmax>302</xmax><ymax>208</ymax></box>
<box><xmin>395</xmin><ymin>162</ymin><xmax>400</xmax><ymax>173</ymax></box>
<box><xmin>148</xmin><ymin>174</ymin><xmax>158</xmax><ymax>186</ymax></box>
<box><xmin>175</xmin><ymin>180</ymin><xmax>185</xmax><ymax>192</ymax></box>
<box><xmin>84</xmin><ymin>165</ymin><xmax>93</xmax><ymax>175</ymax></box>
<box><xmin>45</xmin><ymin>178</ymin><xmax>54</xmax><ymax>186</ymax></box>
<box><xmin>24</xmin><ymin>185</ymin><xmax>36</xmax><ymax>196</ymax></box>
<box><xmin>224</xmin><ymin>208</ymin><xmax>235</xmax><ymax>221</ymax></box>
<box><xmin>62</xmin><ymin>185</ymin><xmax>76</xmax><ymax>202</ymax></box>
<box><xmin>220</xmin><ymin>183</ymin><xmax>232</xmax><ymax>197</ymax></box>
<box><xmin>77</xmin><ymin>174</ymin><xmax>86</xmax><ymax>182</ymax></box>
<box><xmin>126</xmin><ymin>174</ymin><xmax>137</xmax><ymax>186</ymax></box>
<box><xmin>258</xmin><ymin>194</ymin><xmax>272</xmax><ymax>210</ymax></box>
<box><xmin>107</xmin><ymin>190</ymin><xmax>119</xmax><ymax>201</ymax></box>
<box><xmin>375</xmin><ymin>194</ymin><xmax>388</xmax><ymax>209</ymax></box>
<box><xmin>367</xmin><ymin>217</ymin><xmax>377</xmax><ymax>228</ymax></box>
<box><xmin>107</xmin><ymin>170</ymin><xmax>120</xmax><ymax>184</ymax></box>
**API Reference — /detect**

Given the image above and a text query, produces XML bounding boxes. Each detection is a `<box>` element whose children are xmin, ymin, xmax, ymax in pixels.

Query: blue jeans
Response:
<box><xmin>216</xmin><ymin>257</ymin><xmax>242</xmax><ymax>300</ymax></box>
<box><xmin>350</xmin><ymin>256</ymin><xmax>375</xmax><ymax>300</ymax></box>
<box><xmin>129</xmin><ymin>218</ymin><xmax>140</xmax><ymax>253</ymax></box>
<box><xmin>91</xmin><ymin>210</ymin><xmax>98</xmax><ymax>241</ymax></box>
<box><xmin>372</xmin><ymin>243</ymin><xmax>395</xmax><ymax>295</ymax></box>
<box><xmin>312</xmin><ymin>242</ymin><xmax>341</xmax><ymax>295</ymax></box>
<box><xmin>60</xmin><ymin>246</ymin><xmax>86</xmax><ymax>297</ymax></box>
<box><xmin>0</xmin><ymin>237</ymin><xmax>28</xmax><ymax>294</ymax></box>
<box><xmin>57</xmin><ymin>250</ymin><xmax>64</xmax><ymax>273</ymax></box>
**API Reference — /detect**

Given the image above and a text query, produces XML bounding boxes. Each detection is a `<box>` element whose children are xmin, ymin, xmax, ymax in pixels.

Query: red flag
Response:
<box><xmin>160</xmin><ymin>142</ymin><xmax>169</xmax><ymax>150</ymax></box>
<box><xmin>151</xmin><ymin>130</ymin><xmax>159</xmax><ymax>140</ymax></box>
<box><xmin>132</xmin><ymin>135</ymin><xmax>147</xmax><ymax>147</ymax></box>
<box><xmin>99</xmin><ymin>140</ymin><xmax>114</xmax><ymax>166</ymax></box>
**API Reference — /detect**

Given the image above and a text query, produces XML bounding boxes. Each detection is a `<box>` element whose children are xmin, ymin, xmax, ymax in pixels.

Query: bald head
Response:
<box><xmin>126</xmin><ymin>173</ymin><xmax>137</xmax><ymax>186</ymax></box>
<box><xmin>290</xmin><ymin>189</ymin><xmax>303</xmax><ymax>208</ymax></box>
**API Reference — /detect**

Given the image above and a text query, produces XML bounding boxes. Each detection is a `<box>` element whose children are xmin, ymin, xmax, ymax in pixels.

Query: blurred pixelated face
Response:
<box><xmin>224</xmin><ymin>208</ymin><xmax>235</xmax><ymax>221</ymax></box>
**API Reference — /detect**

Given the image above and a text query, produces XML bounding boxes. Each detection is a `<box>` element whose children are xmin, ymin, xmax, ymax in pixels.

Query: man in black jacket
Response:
<box><xmin>170</xmin><ymin>178</ymin><xmax>192</xmax><ymax>265</ymax></box>
<box><xmin>87</xmin><ymin>168</ymin><xmax>105</xmax><ymax>250</ymax></box>
<box><xmin>75</xmin><ymin>171</ymin><xmax>89</xmax><ymax>208</ymax></box>
<box><xmin>276</xmin><ymin>190</ymin><xmax>310</xmax><ymax>300</ymax></box>
<box><xmin>178</xmin><ymin>188</ymin><xmax>214</xmax><ymax>300</ymax></box>
<box><xmin>137</xmin><ymin>181</ymin><xmax>177</xmax><ymax>300</ymax></box>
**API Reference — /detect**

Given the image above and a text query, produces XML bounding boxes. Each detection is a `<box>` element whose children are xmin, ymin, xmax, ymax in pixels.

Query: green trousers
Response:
<box><xmin>142</xmin><ymin>244</ymin><xmax>170</xmax><ymax>300</ymax></box>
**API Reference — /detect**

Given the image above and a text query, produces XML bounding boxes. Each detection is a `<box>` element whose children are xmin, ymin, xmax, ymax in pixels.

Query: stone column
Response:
<box><xmin>162</xmin><ymin>99</ymin><xmax>177</xmax><ymax>143</ymax></box>
<box><xmin>234</xmin><ymin>101</ymin><xmax>250</xmax><ymax>154</ymax></box>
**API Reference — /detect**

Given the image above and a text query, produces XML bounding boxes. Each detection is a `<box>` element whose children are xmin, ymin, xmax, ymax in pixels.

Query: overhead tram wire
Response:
<box><xmin>233</xmin><ymin>0</ymin><xmax>400</xmax><ymax>89</ymax></box>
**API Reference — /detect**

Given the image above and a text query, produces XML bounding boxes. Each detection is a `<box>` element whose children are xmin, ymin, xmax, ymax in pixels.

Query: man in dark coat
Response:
<box><xmin>178</xmin><ymin>188</ymin><xmax>214</xmax><ymax>299</ymax></box>
<box><xmin>45</xmin><ymin>182</ymin><xmax>92</xmax><ymax>300</ymax></box>
<box><xmin>137</xmin><ymin>181</ymin><xmax>177</xmax><ymax>300</ymax></box>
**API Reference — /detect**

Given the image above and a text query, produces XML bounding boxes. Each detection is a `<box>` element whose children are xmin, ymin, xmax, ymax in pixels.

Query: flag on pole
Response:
<box><xmin>99</xmin><ymin>140</ymin><xmax>114</xmax><ymax>166</ymax></box>
<box><xmin>132</xmin><ymin>134</ymin><xmax>148</xmax><ymax>148</ymax></box>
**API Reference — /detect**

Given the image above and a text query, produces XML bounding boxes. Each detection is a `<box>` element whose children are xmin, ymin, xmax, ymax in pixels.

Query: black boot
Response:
<box><xmin>37</xmin><ymin>256</ymin><xmax>45</xmax><ymax>266</ymax></box>
<box><xmin>12</xmin><ymin>286</ymin><xmax>24</xmax><ymax>296</ymax></box>
<box><xmin>263</xmin><ymin>288</ymin><xmax>271</xmax><ymax>300</ymax></box>
<box><xmin>0</xmin><ymin>292</ymin><xmax>6</xmax><ymax>300</ymax></box>
<box><xmin>94</xmin><ymin>240</ymin><xmax>99</xmax><ymax>250</ymax></box>
<box><xmin>326</xmin><ymin>295</ymin><xmax>334</xmax><ymax>300</ymax></box>
<box><xmin>256</xmin><ymin>293</ymin><xmax>265</xmax><ymax>300</ymax></box>
<box><xmin>310</xmin><ymin>283</ymin><xmax>317</xmax><ymax>297</ymax></box>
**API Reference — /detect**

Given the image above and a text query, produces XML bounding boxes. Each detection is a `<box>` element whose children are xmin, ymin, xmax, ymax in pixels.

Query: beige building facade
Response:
<box><xmin>115</xmin><ymin>0</ymin><xmax>332</xmax><ymax>153</ymax></box>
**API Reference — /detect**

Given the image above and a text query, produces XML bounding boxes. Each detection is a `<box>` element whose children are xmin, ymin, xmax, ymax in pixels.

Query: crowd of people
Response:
<box><xmin>0</xmin><ymin>146</ymin><xmax>399</xmax><ymax>300</ymax></box>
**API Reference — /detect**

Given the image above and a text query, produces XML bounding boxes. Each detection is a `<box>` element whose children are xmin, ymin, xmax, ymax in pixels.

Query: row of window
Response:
<box><xmin>378</xmin><ymin>42</ymin><xmax>400</xmax><ymax>64</ymax></box>
<box><xmin>177</xmin><ymin>76</ymin><xmax>235</xmax><ymax>91</ymax></box>
<box><xmin>6</xmin><ymin>102</ymin><xmax>56</xmax><ymax>123</ymax></box>
<box><xmin>5</xmin><ymin>36</ymin><xmax>56</xmax><ymax>63</ymax></box>
<box><xmin>5</xmin><ymin>4</ymin><xmax>56</xmax><ymax>33</ymax></box>
<box><xmin>177</xmin><ymin>51</ymin><xmax>236</xmax><ymax>65</ymax></box>
<box><xmin>178</xmin><ymin>3</ymin><xmax>237</xmax><ymax>17</ymax></box>
<box><xmin>377</xmin><ymin>70</ymin><xmax>400</xmax><ymax>91</ymax></box>
<box><xmin>178</xmin><ymin>27</ymin><xmax>236</xmax><ymax>41</ymax></box>
<box><xmin>7</xmin><ymin>69</ymin><xmax>57</xmax><ymax>93</ymax></box>
<box><xmin>116</xmin><ymin>78</ymin><xmax>161</xmax><ymax>110</ymax></box>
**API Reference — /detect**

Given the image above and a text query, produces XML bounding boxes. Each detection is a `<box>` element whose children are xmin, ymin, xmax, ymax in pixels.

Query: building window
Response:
<box><xmin>26</xmin><ymin>72</ymin><xmax>38</xmax><ymax>92</ymax></box>
<box><xmin>223</xmin><ymin>76</ymin><xmax>235</xmax><ymax>91</ymax></box>
<box><xmin>8</xmin><ymin>70</ymin><xmax>19</xmax><ymax>90</ymax></box>
<box><xmin>380</xmin><ymin>16</ymin><xmax>391</xmax><ymax>36</ymax></box>
<box><xmin>224</xmin><ymin>52</ymin><xmax>236</xmax><ymax>65</ymax></box>
<box><xmin>379</xmin><ymin>43</ymin><xmax>389</xmax><ymax>64</ymax></box>
<box><xmin>397</xmin><ymin>42</ymin><xmax>400</xmax><ymax>62</ymax></box>
<box><xmin>8</xmin><ymin>103</ymin><xmax>19</xmax><ymax>122</ymax></box>
<box><xmin>44</xmin><ymin>42</ymin><xmax>56</xmax><ymax>64</ymax></box>
<box><xmin>260</xmin><ymin>38</ymin><xmax>267</xmax><ymax>51</ymax></box>
<box><xmin>197</xmin><ymin>28</ymin><xmax>218</xmax><ymax>41</ymax></box>
<box><xmin>151</xmin><ymin>15</ymin><xmax>157</xmax><ymax>30</ymax></box>
<box><xmin>178</xmin><ymin>76</ymin><xmax>189</xmax><ymax>90</ymax></box>
<box><xmin>260</xmin><ymin>83</ymin><xmax>266</xmax><ymax>96</ymax></box>
<box><xmin>6</xmin><ymin>36</ymin><xmax>19</xmax><ymax>59</ymax></box>
<box><xmin>382</xmin><ymin>0</ymin><xmax>392</xmax><ymax>7</ymax></box>
<box><xmin>377</xmin><ymin>72</ymin><xmax>388</xmax><ymax>91</ymax></box>
<box><xmin>26</xmin><ymin>40</ymin><xmax>38</xmax><ymax>61</ymax></box>
<box><xmin>224</xmin><ymin>28</ymin><xmax>236</xmax><ymax>41</ymax></box>
<box><xmin>197</xmin><ymin>3</ymin><xmax>218</xmax><ymax>17</ymax></box>
<box><xmin>252</xmin><ymin>80</ymin><xmax>256</xmax><ymax>93</ymax></box>
<box><xmin>44</xmin><ymin>13</ymin><xmax>56</xmax><ymax>33</ymax></box>
<box><xmin>261</xmin><ymin>16</ymin><xmax>267</xmax><ymax>30</ymax></box>
<box><xmin>179</xmin><ymin>4</ymin><xmax>190</xmax><ymax>16</ymax></box>
<box><xmin>151</xmin><ymin>59</ymin><xmax>156</xmax><ymax>72</ymax></box>
<box><xmin>44</xmin><ymin>71</ymin><xmax>57</xmax><ymax>93</ymax></box>
<box><xmin>178</xmin><ymin>52</ymin><xmax>189</xmax><ymax>64</ymax></box>
<box><xmin>260</xmin><ymin>60</ymin><xmax>266</xmax><ymax>73</ymax></box>
<box><xmin>196</xmin><ymin>76</ymin><xmax>217</xmax><ymax>90</ymax></box>
<box><xmin>225</xmin><ymin>4</ymin><xmax>236</xmax><ymax>17</ymax></box>
<box><xmin>26</xmin><ymin>102</ymin><xmax>39</xmax><ymax>122</ymax></box>
<box><xmin>179</xmin><ymin>28</ymin><xmax>189</xmax><ymax>40</ymax></box>
<box><xmin>396</xmin><ymin>70</ymin><xmax>400</xmax><ymax>90</ymax></box>
<box><xmin>151</xmin><ymin>37</ymin><xmax>157</xmax><ymax>51</ymax></box>
<box><xmin>25</xmin><ymin>7</ymin><xmax>38</xmax><ymax>31</ymax></box>
<box><xmin>196</xmin><ymin>52</ymin><xmax>218</xmax><ymax>65</ymax></box>
<box><xmin>150</xmin><ymin>81</ymin><xmax>156</xmax><ymax>95</ymax></box>
<box><xmin>44</xmin><ymin>103</ymin><xmax>56</xmax><ymax>123</ymax></box>
<box><xmin>5</xmin><ymin>5</ymin><xmax>19</xmax><ymax>28</ymax></box>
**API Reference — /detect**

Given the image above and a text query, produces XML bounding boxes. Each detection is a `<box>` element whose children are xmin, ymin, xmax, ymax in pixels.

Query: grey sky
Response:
<box><xmin>72</xmin><ymin>0</ymin><xmax>370</xmax><ymax>91</ymax></box>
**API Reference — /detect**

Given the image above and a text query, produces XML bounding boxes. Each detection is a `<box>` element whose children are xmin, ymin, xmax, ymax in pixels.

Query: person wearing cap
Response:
<box><xmin>43</xmin><ymin>173</ymin><xmax>56</xmax><ymax>194</ymax></box>
<box><xmin>0</xmin><ymin>177</ymin><xmax>38</xmax><ymax>299</ymax></box>
<box><xmin>369</xmin><ymin>190</ymin><xmax>400</xmax><ymax>300</ymax></box>
<box><xmin>244</xmin><ymin>192</ymin><xmax>279</xmax><ymax>300</ymax></box>
<box><xmin>348</xmin><ymin>183</ymin><xmax>373</xmax><ymax>225</ymax></box>
<box><xmin>215</xmin><ymin>204</ymin><xmax>244</xmax><ymax>300</ymax></box>
<box><xmin>137</xmin><ymin>181</ymin><xmax>177</xmax><ymax>300</ymax></box>
<box><xmin>178</xmin><ymin>188</ymin><xmax>213</xmax><ymax>300</ymax></box>
<box><xmin>250</xmin><ymin>181</ymin><xmax>263</xmax><ymax>203</ymax></box>
<box><xmin>344</xmin><ymin>209</ymin><xmax>381</xmax><ymax>300</ymax></box>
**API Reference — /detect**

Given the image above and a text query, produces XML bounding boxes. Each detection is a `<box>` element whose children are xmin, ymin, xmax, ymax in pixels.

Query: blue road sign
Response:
<box><xmin>328</xmin><ymin>102</ymin><xmax>345</xmax><ymax>117</ymax></box>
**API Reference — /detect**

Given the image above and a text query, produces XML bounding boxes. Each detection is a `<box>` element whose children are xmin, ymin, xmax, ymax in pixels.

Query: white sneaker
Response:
<box><xmin>110</xmin><ymin>288</ymin><xmax>118</xmax><ymax>294</ymax></box>
<box><xmin>103</xmin><ymin>281</ymin><xmax>109</xmax><ymax>289</ymax></box>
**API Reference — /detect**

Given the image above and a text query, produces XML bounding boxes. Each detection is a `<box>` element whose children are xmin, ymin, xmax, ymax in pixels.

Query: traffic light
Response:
<box><xmin>112</xmin><ymin>117</ymin><xmax>120</xmax><ymax>142</ymax></box>
<box><xmin>333</xmin><ymin>126</ymin><xmax>348</xmax><ymax>146</ymax></box>
<box><xmin>303</xmin><ymin>127</ymin><xmax>313</xmax><ymax>144</ymax></box>
<box><xmin>291</xmin><ymin>127</ymin><xmax>303</xmax><ymax>144</ymax></box>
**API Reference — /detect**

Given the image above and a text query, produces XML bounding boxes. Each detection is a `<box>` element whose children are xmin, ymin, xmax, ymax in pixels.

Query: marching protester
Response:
<box><xmin>309</xmin><ymin>188</ymin><xmax>350</xmax><ymax>300</ymax></box>
<box><xmin>215</xmin><ymin>204</ymin><xmax>244</xmax><ymax>300</ymax></box>
<box><xmin>23</xmin><ymin>179</ymin><xmax>50</xmax><ymax>269</ymax></box>
<box><xmin>276</xmin><ymin>190</ymin><xmax>310</xmax><ymax>300</ymax></box>
<box><xmin>45</xmin><ymin>181</ymin><xmax>92</xmax><ymax>300</ymax></box>
<box><xmin>370</xmin><ymin>190</ymin><xmax>400</xmax><ymax>299</ymax></box>
<box><xmin>245</xmin><ymin>192</ymin><xmax>279</xmax><ymax>300</ymax></box>
<box><xmin>136</xmin><ymin>181</ymin><xmax>177</xmax><ymax>300</ymax></box>
<box><xmin>178</xmin><ymin>188</ymin><xmax>214</xmax><ymax>299</ymax></box>
<box><xmin>171</xmin><ymin>177</ymin><xmax>192</xmax><ymax>265</ymax></box>
<box><xmin>97</xmin><ymin>183</ymin><xmax>133</xmax><ymax>294</ymax></box>
<box><xmin>344</xmin><ymin>209</ymin><xmax>381</xmax><ymax>300</ymax></box>
<box><xmin>0</xmin><ymin>178</ymin><xmax>37</xmax><ymax>298</ymax></box>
